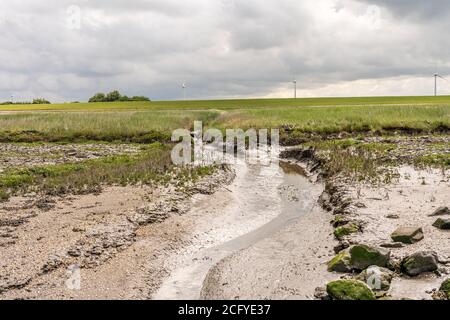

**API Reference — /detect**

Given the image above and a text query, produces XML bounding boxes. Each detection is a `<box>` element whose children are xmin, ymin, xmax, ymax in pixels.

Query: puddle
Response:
<box><xmin>153</xmin><ymin>156</ymin><xmax>317</xmax><ymax>300</ymax></box>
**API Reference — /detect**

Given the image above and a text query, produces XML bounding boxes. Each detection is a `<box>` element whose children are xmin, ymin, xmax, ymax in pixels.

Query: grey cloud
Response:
<box><xmin>0</xmin><ymin>0</ymin><xmax>450</xmax><ymax>102</ymax></box>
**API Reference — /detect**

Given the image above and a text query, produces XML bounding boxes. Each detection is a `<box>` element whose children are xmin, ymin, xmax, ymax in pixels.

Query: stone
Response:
<box><xmin>349</xmin><ymin>244</ymin><xmax>390</xmax><ymax>271</ymax></box>
<box><xmin>401</xmin><ymin>251</ymin><xmax>439</xmax><ymax>276</ymax></box>
<box><xmin>386</xmin><ymin>214</ymin><xmax>400</xmax><ymax>219</ymax></box>
<box><xmin>328</xmin><ymin>244</ymin><xmax>391</xmax><ymax>272</ymax></box>
<box><xmin>391</xmin><ymin>226</ymin><xmax>424</xmax><ymax>244</ymax></box>
<box><xmin>439</xmin><ymin>279</ymin><xmax>450</xmax><ymax>299</ymax></box>
<box><xmin>380</xmin><ymin>242</ymin><xmax>405</xmax><ymax>249</ymax></box>
<box><xmin>429</xmin><ymin>207</ymin><xmax>450</xmax><ymax>217</ymax></box>
<box><xmin>327</xmin><ymin>251</ymin><xmax>352</xmax><ymax>272</ymax></box>
<box><xmin>334</xmin><ymin>223</ymin><xmax>359</xmax><ymax>240</ymax></box>
<box><xmin>432</xmin><ymin>218</ymin><xmax>450</xmax><ymax>230</ymax></box>
<box><xmin>326</xmin><ymin>279</ymin><xmax>376</xmax><ymax>300</ymax></box>
<box><xmin>357</xmin><ymin>266</ymin><xmax>394</xmax><ymax>291</ymax></box>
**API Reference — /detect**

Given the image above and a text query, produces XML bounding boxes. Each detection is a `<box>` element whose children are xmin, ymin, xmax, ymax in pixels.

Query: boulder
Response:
<box><xmin>429</xmin><ymin>207</ymin><xmax>450</xmax><ymax>217</ymax></box>
<box><xmin>401</xmin><ymin>251</ymin><xmax>439</xmax><ymax>276</ymax></box>
<box><xmin>356</xmin><ymin>266</ymin><xmax>394</xmax><ymax>291</ymax></box>
<box><xmin>432</xmin><ymin>218</ymin><xmax>450</xmax><ymax>230</ymax></box>
<box><xmin>327</xmin><ymin>251</ymin><xmax>351</xmax><ymax>272</ymax></box>
<box><xmin>390</xmin><ymin>226</ymin><xmax>424</xmax><ymax>244</ymax></box>
<box><xmin>328</xmin><ymin>245</ymin><xmax>391</xmax><ymax>272</ymax></box>
<box><xmin>349</xmin><ymin>244</ymin><xmax>390</xmax><ymax>271</ymax></box>
<box><xmin>439</xmin><ymin>279</ymin><xmax>450</xmax><ymax>299</ymax></box>
<box><xmin>326</xmin><ymin>279</ymin><xmax>376</xmax><ymax>300</ymax></box>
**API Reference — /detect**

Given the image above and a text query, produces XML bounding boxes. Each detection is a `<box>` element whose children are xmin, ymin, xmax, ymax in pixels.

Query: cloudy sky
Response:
<box><xmin>1</xmin><ymin>0</ymin><xmax>449</xmax><ymax>102</ymax></box>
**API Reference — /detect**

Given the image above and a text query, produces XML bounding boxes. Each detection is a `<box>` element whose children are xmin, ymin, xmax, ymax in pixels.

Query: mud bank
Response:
<box><xmin>0</xmin><ymin>167</ymin><xmax>234</xmax><ymax>299</ymax></box>
<box><xmin>284</xmin><ymin>144</ymin><xmax>450</xmax><ymax>300</ymax></box>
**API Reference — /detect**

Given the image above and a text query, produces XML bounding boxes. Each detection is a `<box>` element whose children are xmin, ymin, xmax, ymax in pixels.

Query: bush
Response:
<box><xmin>88</xmin><ymin>91</ymin><xmax>150</xmax><ymax>103</ymax></box>
<box><xmin>89</xmin><ymin>93</ymin><xmax>106</xmax><ymax>103</ymax></box>
<box><xmin>32</xmin><ymin>98</ymin><xmax>51</xmax><ymax>104</ymax></box>
<box><xmin>105</xmin><ymin>90</ymin><xmax>121</xmax><ymax>102</ymax></box>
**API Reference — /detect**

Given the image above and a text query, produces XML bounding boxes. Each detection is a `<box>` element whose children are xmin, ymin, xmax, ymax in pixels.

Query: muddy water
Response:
<box><xmin>153</xmin><ymin>158</ymin><xmax>317</xmax><ymax>300</ymax></box>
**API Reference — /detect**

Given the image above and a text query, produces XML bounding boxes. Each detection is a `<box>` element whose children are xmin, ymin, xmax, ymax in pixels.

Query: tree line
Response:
<box><xmin>89</xmin><ymin>90</ymin><xmax>150</xmax><ymax>103</ymax></box>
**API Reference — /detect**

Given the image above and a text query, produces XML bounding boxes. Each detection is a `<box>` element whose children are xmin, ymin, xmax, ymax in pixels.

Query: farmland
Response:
<box><xmin>0</xmin><ymin>97</ymin><xmax>449</xmax><ymax>143</ymax></box>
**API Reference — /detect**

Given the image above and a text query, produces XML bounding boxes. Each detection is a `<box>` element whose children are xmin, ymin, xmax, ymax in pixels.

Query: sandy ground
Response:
<box><xmin>0</xmin><ymin>168</ymin><xmax>234</xmax><ymax>299</ymax></box>
<box><xmin>346</xmin><ymin>166</ymin><xmax>450</xmax><ymax>299</ymax></box>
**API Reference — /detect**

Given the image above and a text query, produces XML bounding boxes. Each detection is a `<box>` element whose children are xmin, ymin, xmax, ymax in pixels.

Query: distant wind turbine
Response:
<box><xmin>434</xmin><ymin>73</ymin><xmax>448</xmax><ymax>96</ymax></box>
<box><xmin>182</xmin><ymin>81</ymin><xmax>187</xmax><ymax>100</ymax></box>
<box><xmin>292</xmin><ymin>79</ymin><xmax>297</xmax><ymax>99</ymax></box>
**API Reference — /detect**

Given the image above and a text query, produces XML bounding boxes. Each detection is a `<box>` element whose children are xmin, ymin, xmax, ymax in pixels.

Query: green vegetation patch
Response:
<box><xmin>0</xmin><ymin>143</ymin><xmax>215</xmax><ymax>201</ymax></box>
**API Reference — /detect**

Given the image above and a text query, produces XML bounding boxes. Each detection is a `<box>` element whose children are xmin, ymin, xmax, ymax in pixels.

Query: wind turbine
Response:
<box><xmin>292</xmin><ymin>79</ymin><xmax>297</xmax><ymax>99</ymax></box>
<box><xmin>434</xmin><ymin>73</ymin><xmax>448</xmax><ymax>96</ymax></box>
<box><xmin>182</xmin><ymin>81</ymin><xmax>187</xmax><ymax>100</ymax></box>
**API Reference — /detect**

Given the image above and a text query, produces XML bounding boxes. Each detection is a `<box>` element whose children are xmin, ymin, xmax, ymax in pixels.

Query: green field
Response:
<box><xmin>2</xmin><ymin>95</ymin><xmax>450</xmax><ymax>112</ymax></box>
<box><xmin>0</xmin><ymin>96</ymin><xmax>449</xmax><ymax>143</ymax></box>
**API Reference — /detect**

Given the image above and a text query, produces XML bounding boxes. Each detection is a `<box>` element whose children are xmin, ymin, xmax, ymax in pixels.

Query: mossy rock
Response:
<box><xmin>334</xmin><ymin>223</ymin><xmax>359</xmax><ymax>240</ymax></box>
<box><xmin>439</xmin><ymin>279</ymin><xmax>450</xmax><ymax>299</ymax></box>
<box><xmin>432</xmin><ymin>218</ymin><xmax>450</xmax><ymax>230</ymax></box>
<box><xmin>349</xmin><ymin>245</ymin><xmax>390</xmax><ymax>271</ymax></box>
<box><xmin>326</xmin><ymin>279</ymin><xmax>376</xmax><ymax>300</ymax></box>
<box><xmin>327</xmin><ymin>251</ymin><xmax>351</xmax><ymax>272</ymax></box>
<box><xmin>331</xmin><ymin>215</ymin><xmax>350</xmax><ymax>228</ymax></box>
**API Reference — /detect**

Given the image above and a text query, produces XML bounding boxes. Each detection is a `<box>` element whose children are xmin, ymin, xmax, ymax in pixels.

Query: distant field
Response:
<box><xmin>2</xmin><ymin>95</ymin><xmax>450</xmax><ymax>112</ymax></box>
<box><xmin>0</xmin><ymin>96</ymin><xmax>449</xmax><ymax>143</ymax></box>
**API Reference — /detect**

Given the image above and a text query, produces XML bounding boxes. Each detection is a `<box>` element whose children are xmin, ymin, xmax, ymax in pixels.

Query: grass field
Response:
<box><xmin>2</xmin><ymin>96</ymin><xmax>450</xmax><ymax>112</ymax></box>
<box><xmin>0</xmin><ymin>96</ymin><xmax>449</xmax><ymax>143</ymax></box>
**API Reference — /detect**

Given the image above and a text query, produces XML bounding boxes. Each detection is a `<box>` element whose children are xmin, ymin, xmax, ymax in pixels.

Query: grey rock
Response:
<box><xmin>401</xmin><ymin>251</ymin><xmax>439</xmax><ymax>276</ymax></box>
<box><xmin>357</xmin><ymin>266</ymin><xmax>394</xmax><ymax>291</ymax></box>
<box><xmin>429</xmin><ymin>207</ymin><xmax>450</xmax><ymax>217</ymax></box>
<box><xmin>391</xmin><ymin>226</ymin><xmax>424</xmax><ymax>244</ymax></box>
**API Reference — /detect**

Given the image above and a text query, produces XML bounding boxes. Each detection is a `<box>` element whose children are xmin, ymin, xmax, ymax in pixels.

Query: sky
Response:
<box><xmin>1</xmin><ymin>0</ymin><xmax>450</xmax><ymax>102</ymax></box>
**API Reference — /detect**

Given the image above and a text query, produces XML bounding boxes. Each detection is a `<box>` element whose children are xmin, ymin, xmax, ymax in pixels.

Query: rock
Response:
<box><xmin>333</xmin><ymin>240</ymin><xmax>350</xmax><ymax>254</ymax></box>
<box><xmin>327</xmin><ymin>251</ymin><xmax>352</xmax><ymax>272</ymax></box>
<box><xmin>331</xmin><ymin>215</ymin><xmax>350</xmax><ymax>228</ymax></box>
<box><xmin>432</xmin><ymin>218</ymin><xmax>450</xmax><ymax>230</ymax></box>
<box><xmin>326</xmin><ymin>279</ymin><xmax>376</xmax><ymax>300</ymax></box>
<box><xmin>380</xmin><ymin>242</ymin><xmax>405</xmax><ymax>249</ymax></box>
<box><xmin>439</xmin><ymin>279</ymin><xmax>450</xmax><ymax>299</ymax></box>
<box><xmin>356</xmin><ymin>266</ymin><xmax>394</xmax><ymax>291</ymax></box>
<box><xmin>429</xmin><ymin>207</ymin><xmax>450</xmax><ymax>217</ymax></box>
<box><xmin>334</xmin><ymin>223</ymin><xmax>359</xmax><ymax>240</ymax></box>
<box><xmin>401</xmin><ymin>251</ymin><xmax>439</xmax><ymax>276</ymax></box>
<box><xmin>314</xmin><ymin>286</ymin><xmax>330</xmax><ymax>300</ymax></box>
<box><xmin>391</xmin><ymin>226</ymin><xmax>424</xmax><ymax>244</ymax></box>
<box><xmin>349</xmin><ymin>245</ymin><xmax>390</xmax><ymax>271</ymax></box>
<box><xmin>328</xmin><ymin>244</ymin><xmax>390</xmax><ymax>272</ymax></box>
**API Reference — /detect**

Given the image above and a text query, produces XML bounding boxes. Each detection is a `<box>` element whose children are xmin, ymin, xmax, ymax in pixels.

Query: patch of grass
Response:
<box><xmin>0</xmin><ymin>143</ymin><xmax>215</xmax><ymax>201</ymax></box>
<box><xmin>0</xmin><ymin>110</ymin><xmax>220</xmax><ymax>143</ymax></box>
<box><xmin>304</xmin><ymin>139</ymin><xmax>399</xmax><ymax>183</ymax></box>
<box><xmin>415</xmin><ymin>154</ymin><xmax>450</xmax><ymax>167</ymax></box>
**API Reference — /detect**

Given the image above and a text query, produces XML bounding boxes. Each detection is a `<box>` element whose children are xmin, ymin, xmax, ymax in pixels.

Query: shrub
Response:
<box><xmin>32</xmin><ymin>98</ymin><xmax>51</xmax><ymax>104</ymax></box>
